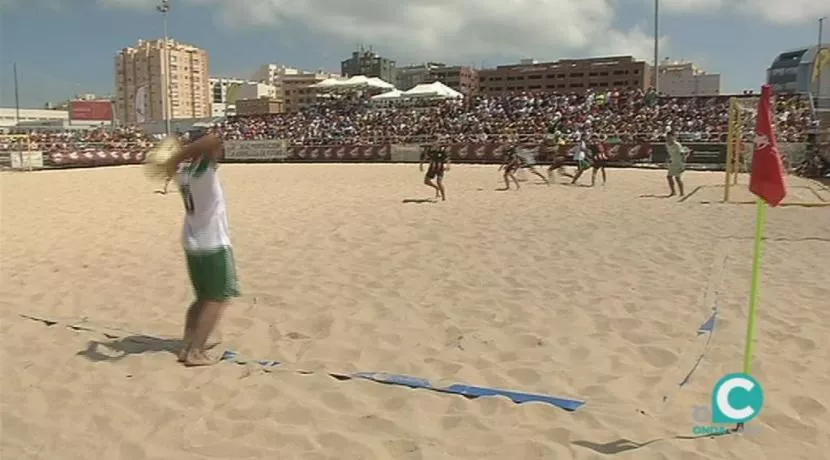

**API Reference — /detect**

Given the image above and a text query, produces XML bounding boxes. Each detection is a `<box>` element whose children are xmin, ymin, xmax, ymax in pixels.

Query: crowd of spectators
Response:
<box><xmin>217</xmin><ymin>89</ymin><xmax>816</xmax><ymax>145</ymax></box>
<box><xmin>0</xmin><ymin>127</ymin><xmax>154</xmax><ymax>158</ymax></box>
<box><xmin>0</xmin><ymin>90</ymin><xmax>816</xmax><ymax>164</ymax></box>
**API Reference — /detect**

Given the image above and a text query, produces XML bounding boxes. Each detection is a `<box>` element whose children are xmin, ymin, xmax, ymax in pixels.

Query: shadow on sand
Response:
<box><xmin>402</xmin><ymin>198</ymin><xmax>437</xmax><ymax>204</ymax></box>
<box><xmin>717</xmin><ymin>235</ymin><xmax>830</xmax><ymax>243</ymax></box>
<box><xmin>572</xmin><ymin>431</ymin><xmax>734</xmax><ymax>455</ymax></box>
<box><xmin>77</xmin><ymin>335</ymin><xmax>181</xmax><ymax>362</ymax></box>
<box><xmin>638</xmin><ymin>193</ymin><xmax>675</xmax><ymax>199</ymax></box>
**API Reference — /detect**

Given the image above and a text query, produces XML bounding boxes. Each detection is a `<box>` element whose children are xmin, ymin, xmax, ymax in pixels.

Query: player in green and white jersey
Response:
<box><xmin>162</xmin><ymin>132</ymin><xmax>240</xmax><ymax>366</ymax></box>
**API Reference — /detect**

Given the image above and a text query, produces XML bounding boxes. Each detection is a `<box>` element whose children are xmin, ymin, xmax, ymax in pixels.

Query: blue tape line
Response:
<box><xmin>222</xmin><ymin>353</ymin><xmax>584</xmax><ymax>411</ymax></box>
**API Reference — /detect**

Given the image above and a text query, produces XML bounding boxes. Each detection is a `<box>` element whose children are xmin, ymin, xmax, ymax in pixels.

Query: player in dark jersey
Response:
<box><xmin>542</xmin><ymin>134</ymin><xmax>569</xmax><ymax>181</ymax></box>
<box><xmin>420</xmin><ymin>141</ymin><xmax>451</xmax><ymax>201</ymax></box>
<box><xmin>570</xmin><ymin>136</ymin><xmax>609</xmax><ymax>186</ymax></box>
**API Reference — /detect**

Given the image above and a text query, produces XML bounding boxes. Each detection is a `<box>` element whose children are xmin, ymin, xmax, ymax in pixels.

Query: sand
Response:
<box><xmin>1</xmin><ymin>164</ymin><xmax>829</xmax><ymax>460</ymax></box>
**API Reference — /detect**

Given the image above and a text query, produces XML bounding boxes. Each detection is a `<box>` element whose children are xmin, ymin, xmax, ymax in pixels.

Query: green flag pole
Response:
<box><xmin>736</xmin><ymin>198</ymin><xmax>767</xmax><ymax>433</ymax></box>
<box><xmin>742</xmin><ymin>198</ymin><xmax>767</xmax><ymax>375</ymax></box>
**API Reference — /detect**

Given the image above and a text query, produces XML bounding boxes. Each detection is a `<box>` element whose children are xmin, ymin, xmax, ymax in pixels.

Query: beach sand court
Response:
<box><xmin>2</xmin><ymin>164</ymin><xmax>829</xmax><ymax>459</ymax></box>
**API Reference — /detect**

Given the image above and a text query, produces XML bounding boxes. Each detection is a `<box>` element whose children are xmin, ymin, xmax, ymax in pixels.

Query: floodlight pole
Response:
<box><xmin>653</xmin><ymin>0</ymin><xmax>660</xmax><ymax>93</ymax></box>
<box><xmin>13</xmin><ymin>62</ymin><xmax>20</xmax><ymax>125</ymax></box>
<box><xmin>815</xmin><ymin>17</ymin><xmax>827</xmax><ymax>109</ymax></box>
<box><xmin>157</xmin><ymin>0</ymin><xmax>172</xmax><ymax>135</ymax></box>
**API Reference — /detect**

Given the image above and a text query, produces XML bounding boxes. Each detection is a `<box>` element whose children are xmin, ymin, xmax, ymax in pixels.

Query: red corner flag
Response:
<box><xmin>749</xmin><ymin>85</ymin><xmax>787</xmax><ymax>206</ymax></box>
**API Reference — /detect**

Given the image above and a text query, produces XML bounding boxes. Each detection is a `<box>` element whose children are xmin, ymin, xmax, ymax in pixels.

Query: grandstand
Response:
<box><xmin>0</xmin><ymin>90</ymin><xmax>822</xmax><ymax>175</ymax></box>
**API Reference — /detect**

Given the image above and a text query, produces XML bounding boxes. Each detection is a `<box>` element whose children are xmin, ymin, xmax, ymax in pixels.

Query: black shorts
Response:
<box><xmin>426</xmin><ymin>164</ymin><xmax>444</xmax><ymax>180</ymax></box>
<box><xmin>591</xmin><ymin>158</ymin><xmax>607</xmax><ymax>168</ymax></box>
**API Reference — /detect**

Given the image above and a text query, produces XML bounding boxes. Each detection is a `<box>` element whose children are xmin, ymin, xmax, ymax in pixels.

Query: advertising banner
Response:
<box><xmin>70</xmin><ymin>100</ymin><xmax>113</xmax><ymax>121</ymax></box>
<box><xmin>224</xmin><ymin>140</ymin><xmax>287</xmax><ymax>160</ymax></box>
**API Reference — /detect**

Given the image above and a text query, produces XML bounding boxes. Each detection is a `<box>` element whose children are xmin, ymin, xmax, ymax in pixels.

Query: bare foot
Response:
<box><xmin>177</xmin><ymin>342</ymin><xmax>190</xmax><ymax>362</ymax></box>
<box><xmin>183</xmin><ymin>349</ymin><xmax>223</xmax><ymax>367</ymax></box>
<box><xmin>205</xmin><ymin>332</ymin><xmax>222</xmax><ymax>350</ymax></box>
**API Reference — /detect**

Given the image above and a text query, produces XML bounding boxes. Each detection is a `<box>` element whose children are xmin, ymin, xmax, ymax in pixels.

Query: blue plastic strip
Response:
<box><xmin>346</xmin><ymin>371</ymin><xmax>584</xmax><ymax>411</ymax></box>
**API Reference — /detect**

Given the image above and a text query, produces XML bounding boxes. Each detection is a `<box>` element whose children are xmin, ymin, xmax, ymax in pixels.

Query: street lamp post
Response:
<box><xmin>816</xmin><ymin>17</ymin><xmax>827</xmax><ymax>109</ymax></box>
<box><xmin>157</xmin><ymin>0</ymin><xmax>172</xmax><ymax>135</ymax></box>
<box><xmin>653</xmin><ymin>0</ymin><xmax>659</xmax><ymax>93</ymax></box>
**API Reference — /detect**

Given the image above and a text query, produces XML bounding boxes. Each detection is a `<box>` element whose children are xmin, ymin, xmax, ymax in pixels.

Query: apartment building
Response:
<box><xmin>428</xmin><ymin>65</ymin><xmax>479</xmax><ymax>95</ymax></box>
<box><xmin>478</xmin><ymin>56</ymin><xmax>649</xmax><ymax>95</ymax></box>
<box><xmin>658</xmin><ymin>61</ymin><xmax>721</xmax><ymax>96</ymax></box>
<box><xmin>341</xmin><ymin>47</ymin><xmax>397</xmax><ymax>84</ymax></box>
<box><xmin>250</xmin><ymin>64</ymin><xmax>338</xmax><ymax>113</ymax></box>
<box><xmin>397</xmin><ymin>62</ymin><xmax>446</xmax><ymax>90</ymax></box>
<box><xmin>114</xmin><ymin>38</ymin><xmax>210</xmax><ymax>125</ymax></box>
<box><xmin>210</xmin><ymin>77</ymin><xmax>278</xmax><ymax>116</ymax></box>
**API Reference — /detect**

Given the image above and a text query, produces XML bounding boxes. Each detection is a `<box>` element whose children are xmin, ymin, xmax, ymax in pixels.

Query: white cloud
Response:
<box><xmin>655</xmin><ymin>0</ymin><xmax>830</xmax><ymax>24</ymax></box>
<box><xmin>0</xmin><ymin>0</ymin><xmax>64</xmax><ymax>10</ymax></box>
<box><xmin>96</xmin><ymin>0</ymin><xmax>159</xmax><ymax>9</ymax></box>
<box><xmin>738</xmin><ymin>0</ymin><xmax>830</xmax><ymax>24</ymax></box>
<box><xmin>652</xmin><ymin>0</ymin><xmax>725</xmax><ymax>12</ymax></box>
<box><xmin>97</xmin><ymin>0</ymin><xmax>667</xmax><ymax>63</ymax></box>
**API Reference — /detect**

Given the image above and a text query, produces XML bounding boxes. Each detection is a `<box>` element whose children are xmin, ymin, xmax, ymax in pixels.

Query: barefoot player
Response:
<box><xmin>665</xmin><ymin>131</ymin><xmax>689</xmax><ymax>197</ymax></box>
<box><xmin>565</xmin><ymin>137</ymin><xmax>590</xmax><ymax>181</ymax></box>
<box><xmin>544</xmin><ymin>133</ymin><xmax>568</xmax><ymax>180</ymax></box>
<box><xmin>570</xmin><ymin>136</ymin><xmax>608</xmax><ymax>186</ymax></box>
<box><xmin>162</xmin><ymin>132</ymin><xmax>241</xmax><ymax>367</ymax></box>
<box><xmin>517</xmin><ymin>142</ymin><xmax>550</xmax><ymax>185</ymax></box>
<box><xmin>420</xmin><ymin>140</ymin><xmax>450</xmax><ymax>201</ymax></box>
<box><xmin>499</xmin><ymin>145</ymin><xmax>522</xmax><ymax>190</ymax></box>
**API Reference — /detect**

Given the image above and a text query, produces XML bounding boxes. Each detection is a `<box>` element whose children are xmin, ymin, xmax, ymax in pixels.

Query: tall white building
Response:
<box><xmin>209</xmin><ymin>77</ymin><xmax>277</xmax><ymax>117</ymax></box>
<box><xmin>250</xmin><ymin>64</ymin><xmax>307</xmax><ymax>84</ymax></box>
<box><xmin>658</xmin><ymin>61</ymin><xmax>721</xmax><ymax>96</ymax></box>
<box><xmin>114</xmin><ymin>38</ymin><xmax>210</xmax><ymax>125</ymax></box>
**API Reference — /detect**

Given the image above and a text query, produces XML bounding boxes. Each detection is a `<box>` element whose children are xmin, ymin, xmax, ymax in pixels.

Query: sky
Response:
<box><xmin>0</xmin><ymin>0</ymin><xmax>828</xmax><ymax>109</ymax></box>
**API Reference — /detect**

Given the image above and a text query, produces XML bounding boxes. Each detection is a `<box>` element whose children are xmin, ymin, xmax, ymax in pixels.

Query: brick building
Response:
<box><xmin>478</xmin><ymin>56</ymin><xmax>650</xmax><ymax>95</ymax></box>
<box><xmin>428</xmin><ymin>66</ymin><xmax>480</xmax><ymax>95</ymax></box>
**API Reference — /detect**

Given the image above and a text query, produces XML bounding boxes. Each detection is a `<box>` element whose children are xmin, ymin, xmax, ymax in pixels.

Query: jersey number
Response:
<box><xmin>180</xmin><ymin>185</ymin><xmax>195</xmax><ymax>214</ymax></box>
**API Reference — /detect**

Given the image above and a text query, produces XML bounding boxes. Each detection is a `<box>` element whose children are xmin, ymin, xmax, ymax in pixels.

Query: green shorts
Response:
<box><xmin>185</xmin><ymin>247</ymin><xmax>241</xmax><ymax>301</ymax></box>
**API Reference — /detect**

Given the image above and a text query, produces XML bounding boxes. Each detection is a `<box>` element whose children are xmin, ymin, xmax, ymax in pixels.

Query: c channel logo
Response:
<box><xmin>711</xmin><ymin>373</ymin><xmax>764</xmax><ymax>424</ymax></box>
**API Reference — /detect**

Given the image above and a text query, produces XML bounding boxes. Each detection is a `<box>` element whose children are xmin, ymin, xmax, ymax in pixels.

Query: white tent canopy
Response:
<box><xmin>402</xmin><ymin>82</ymin><xmax>463</xmax><ymax>99</ymax></box>
<box><xmin>310</xmin><ymin>78</ymin><xmax>342</xmax><ymax>88</ymax></box>
<box><xmin>370</xmin><ymin>89</ymin><xmax>404</xmax><ymax>100</ymax></box>
<box><xmin>366</xmin><ymin>77</ymin><xmax>394</xmax><ymax>89</ymax></box>
<box><xmin>311</xmin><ymin>75</ymin><xmax>395</xmax><ymax>90</ymax></box>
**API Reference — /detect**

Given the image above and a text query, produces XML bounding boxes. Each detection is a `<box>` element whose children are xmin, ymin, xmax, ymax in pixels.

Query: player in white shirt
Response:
<box><xmin>557</xmin><ymin>138</ymin><xmax>588</xmax><ymax>181</ymax></box>
<box><xmin>665</xmin><ymin>131</ymin><xmax>690</xmax><ymax>196</ymax></box>
<box><xmin>161</xmin><ymin>132</ymin><xmax>240</xmax><ymax>366</ymax></box>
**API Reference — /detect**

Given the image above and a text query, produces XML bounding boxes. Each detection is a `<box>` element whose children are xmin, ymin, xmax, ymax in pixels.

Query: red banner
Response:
<box><xmin>447</xmin><ymin>142</ymin><xmax>653</xmax><ymax>163</ymax></box>
<box><xmin>287</xmin><ymin>144</ymin><xmax>392</xmax><ymax>161</ymax></box>
<box><xmin>49</xmin><ymin>149</ymin><xmax>144</xmax><ymax>167</ymax></box>
<box><xmin>69</xmin><ymin>100</ymin><xmax>113</xmax><ymax>121</ymax></box>
<box><xmin>35</xmin><ymin>141</ymin><xmax>666</xmax><ymax>169</ymax></box>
